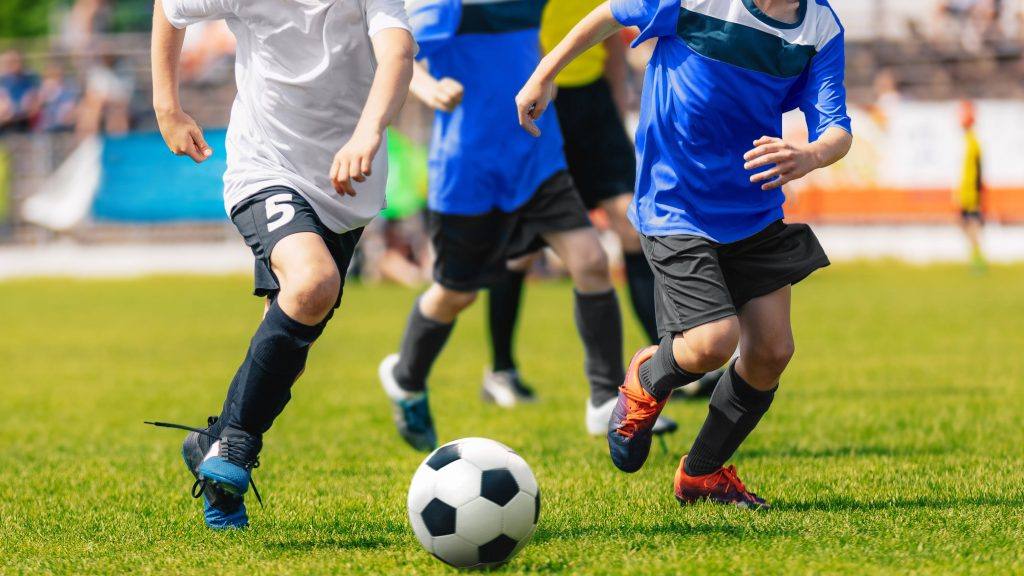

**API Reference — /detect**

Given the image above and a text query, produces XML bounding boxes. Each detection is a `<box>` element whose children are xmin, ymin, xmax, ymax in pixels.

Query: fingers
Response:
<box><xmin>761</xmin><ymin>173</ymin><xmax>791</xmax><ymax>191</ymax></box>
<box><xmin>750</xmin><ymin>166</ymin><xmax>782</xmax><ymax>184</ymax></box>
<box><xmin>743</xmin><ymin>141</ymin><xmax>784</xmax><ymax>162</ymax></box>
<box><xmin>744</xmin><ymin>151</ymin><xmax>790</xmax><ymax>171</ymax></box>
<box><xmin>517</xmin><ymin>101</ymin><xmax>542</xmax><ymax>137</ymax></box>
<box><xmin>188</xmin><ymin>127</ymin><xmax>213</xmax><ymax>163</ymax></box>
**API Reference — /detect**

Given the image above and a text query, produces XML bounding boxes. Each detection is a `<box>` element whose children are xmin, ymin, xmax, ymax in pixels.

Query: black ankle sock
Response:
<box><xmin>623</xmin><ymin>251</ymin><xmax>659</xmax><ymax>344</ymax></box>
<box><xmin>573</xmin><ymin>290</ymin><xmax>625</xmax><ymax>406</ymax></box>
<box><xmin>487</xmin><ymin>270</ymin><xmax>526</xmax><ymax>373</ymax></box>
<box><xmin>219</xmin><ymin>300</ymin><xmax>327</xmax><ymax>436</ymax></box>
<box><xmin>639</xmin><ymin>335</ymin><xmax>704</xmax><ymax>401</ymax></box>
<box><xmin>393</xmin><ymin>298</ymin><xmax>455</xmax><ymax>393</ymax></box>
<box><xmin>685</xmin><ymin>361</ymin><xmax>776</xmax><ymax>476</ymax></box>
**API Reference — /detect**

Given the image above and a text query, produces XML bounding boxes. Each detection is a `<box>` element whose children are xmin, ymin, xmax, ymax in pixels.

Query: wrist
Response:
<box><xmin>153</xmin><ymin>100</ymin><xmax>182</xmax><ymax>119</ymax></box>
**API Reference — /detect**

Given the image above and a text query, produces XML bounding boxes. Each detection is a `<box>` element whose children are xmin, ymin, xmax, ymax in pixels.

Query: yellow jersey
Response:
<box><xmin>958</xmin><ymin>130</ymin><xmax>983</xmax><ymax>212</ymax></box>
<box><xmin>540</xmin><ymin>0</ymin><xmax>606</xmax><ymax>88</ymax></box>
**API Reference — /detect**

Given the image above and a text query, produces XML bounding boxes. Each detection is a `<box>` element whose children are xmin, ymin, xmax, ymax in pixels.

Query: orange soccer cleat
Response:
<box><xmin>674</xmin><ymin>456</ymin><xmax>770</xmax><ymax>510</ymax></box>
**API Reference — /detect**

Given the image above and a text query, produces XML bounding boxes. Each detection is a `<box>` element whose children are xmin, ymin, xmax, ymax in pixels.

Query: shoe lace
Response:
<box><xmin>145</xmin><ymin>419</ymin><xmax>263</xmax><ymax>507</ymax></box>
<box><xmin>617</xmin><ymin>386</ymin><xmax>662</xmax><ymax>439</ymax></box>
<box><xmin>704</xmin><ymin>465</ymin><xmax>754</xmax><ymax>501</ymax></box>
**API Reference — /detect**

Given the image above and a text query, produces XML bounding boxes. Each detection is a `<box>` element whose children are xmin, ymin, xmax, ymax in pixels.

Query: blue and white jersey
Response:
<box><xmin>611</xmin><ymin>0</ymin><xmax>851</xmax><ymax>242</ymax></box>
<box><xmin>408</xmin><ymin>0</ymin><xmax>567</xmax><ymax>215</ymax></box>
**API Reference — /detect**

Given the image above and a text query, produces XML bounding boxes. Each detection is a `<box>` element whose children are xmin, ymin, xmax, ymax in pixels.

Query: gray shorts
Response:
<box><xmin>641</xmin><ymin>221</ymin><xmax>829</xmax><ymax>336</ymax></box>
<box><xmin>231</xmin><ymin>187</ymin><xmax>363</xmax><ymax>306</ymax></box>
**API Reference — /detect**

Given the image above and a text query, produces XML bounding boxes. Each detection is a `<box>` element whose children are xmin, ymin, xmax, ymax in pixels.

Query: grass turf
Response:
<box><xmin>0</xmin><ymin>263</ymin><xmax>1022</xmax><ymax>575</ymax></box>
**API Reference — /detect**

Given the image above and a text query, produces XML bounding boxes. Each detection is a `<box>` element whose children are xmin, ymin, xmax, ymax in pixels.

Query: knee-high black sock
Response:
<box><xmin>487</xmin><ymin>270</ymin><xmax>526</xmax><ymax>373</ymax></box>
<box><xmin>685</xmin><ymin>361</ymin><xmax>776</xmax><ymax>476</ymax></box>
<box><xmin>393</xmin><ymin>298</ymin><xmax>455</xmax><ymax>393</ymax></box>
<box><xmin>623</xmin><ymin>251</ymin><xmax>659</xmax><ymax>344</ymax></box>
<box><xmin>639</xmin><ymin>335</ymin><xmax>705</xmax><ymax>401</ymax></box>
<box><xmin>574</xmin><ymin>290</ymin><xmax>625</xmax><ymax>406</ymax></box>
<box><xmin>219</xmin><ymin>301</ymin><xmax>327</xmax><ymax>437</ymax></box>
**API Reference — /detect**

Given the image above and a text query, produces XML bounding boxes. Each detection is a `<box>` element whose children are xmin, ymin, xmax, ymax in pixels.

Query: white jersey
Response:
<box><xmin>162</xmin><ymin>0</ymin><xmax>412</xmax><ymax>233</ymax></box>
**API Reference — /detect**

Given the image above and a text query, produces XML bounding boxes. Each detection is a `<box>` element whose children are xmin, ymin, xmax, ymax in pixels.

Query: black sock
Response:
<box><xmin>623</xmin><ymin>251</ymin><xmax>659</xmax><ymax>344</ymax></box>
<box><xmin>487</xmin><ymin>270</ymin><xmax>526</xmax><ymax>373</ymax></box>
<box><xmin>685</xmin><ymin>361</ymin><xmax>776</xmax><ymax>477</ymax></box>
<box><xmin>393</xmin><ymin>298</ymin><xmax>455</xmax><ymax>393</ymax></box>
<box><xmin>573</xmin><ymin>290</ymin><xmax>625</xmax><ymax>406</ymax></box>
<box><xmin>639</xmin><ymin>335</ymin><xmax>705</xmax><ymax>401</ymax></box>
<box><xmin>219</xmin><ymin>300</ymin><xmax>327</xmax><ymax>437</ymax></box>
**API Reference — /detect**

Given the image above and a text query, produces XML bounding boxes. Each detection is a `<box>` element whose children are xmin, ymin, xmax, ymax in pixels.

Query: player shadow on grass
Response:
<box><xmin>532</xmin><ymin>521</ymin><xmax>793</xmax><ymax>544</ymax></box>
<box><xmin>739</xmin><ymin>444</ymin><xmax>956</xmax><ymax>459</ymax></box>
<box><xmin>776</xmin><ymin>494</ymin><xmax>1024</xmax><ymax>513</ymax></box>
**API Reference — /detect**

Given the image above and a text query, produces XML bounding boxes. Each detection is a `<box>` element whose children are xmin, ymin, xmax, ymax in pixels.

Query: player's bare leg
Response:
<box><xmin>599</xmin><ymin>193</ymin><xmax>659</xmax><ymax>343</ymax></box>
<box><xmin>381</xmin><ymin>283</ymin><xmax>478</xmax><ymax>452</ymax></box>
<box><xmin>675</xmin><ymin>287</ymin><xmax>792</xmax><ymax>509</ymax></box>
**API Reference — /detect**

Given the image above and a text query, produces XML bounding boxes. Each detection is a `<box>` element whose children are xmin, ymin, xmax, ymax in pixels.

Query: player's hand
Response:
<box><xmin>744</xmin><ymin>136</ymin><xmax>820</xmax><ymax>191</ymax></box>
<box><xmin>156</xmin><ymin>108</ymin><xmax>212</xmax><ymax>163</ymax></box>
<box><xmin>330</xmin><ymin>127</ymin><xmax>382</xmax><ymax>197</ymax></box>
<box><xmin>425</xmin><ymin>77</ymin><xmax>464</xmax><ymax>112</ymax></box>
<box><xmin>515</xmin><ymin>78</ymin><xmax>555</xmax><ymax>137</ymax></box>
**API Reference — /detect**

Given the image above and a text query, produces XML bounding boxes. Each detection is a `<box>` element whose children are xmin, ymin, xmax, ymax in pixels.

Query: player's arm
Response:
<box><xmin>151</xmin><ymin>0</ymin><xmax>212</xmax><ymax>163</ymax></box>
<box><xmin>516</xmin><ymin>2</ymin><xmax>622</xmax><ymax>136</ymax></box>
<box><xmin>330</xmin><ymin>28</ymin><xmax>415</xmax><ymax>197</ymax></box>
<box><xmin>409</xmin><ymin>61</ymin><xmax>464</xmax><ymax>113</ymax></box>
<box><xmin>745</xmin><ymin>28</ymin><xmax>853</xmax><ymax>191</ymax></box>
<box><xmin>743</xmin><ymin>127</ymin><xmax>852</xmax><ymax>191</ymax></box>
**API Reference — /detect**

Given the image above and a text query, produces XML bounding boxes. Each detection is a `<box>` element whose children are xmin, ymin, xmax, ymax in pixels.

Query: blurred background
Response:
<box><xmin>0</xmin><ymin>0</ymin><xmax>1023</xmax><ymax>280</ymax></box>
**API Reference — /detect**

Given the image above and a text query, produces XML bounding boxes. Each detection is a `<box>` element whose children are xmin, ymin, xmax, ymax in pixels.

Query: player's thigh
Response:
<box><xmin>737</xmin><ymin>285</ymin><xmax>794</xmax><ymax>367</ymax></box>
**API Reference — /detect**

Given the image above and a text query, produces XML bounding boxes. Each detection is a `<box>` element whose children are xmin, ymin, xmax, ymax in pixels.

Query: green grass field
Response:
<box><xmin>1</xmin><ymin>263</ymin><xmax>1022</xmax><ymax>575</ymax></box>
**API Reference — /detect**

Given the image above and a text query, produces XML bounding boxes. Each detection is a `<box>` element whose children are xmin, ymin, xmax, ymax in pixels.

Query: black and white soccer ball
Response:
<box><xmin>407</xmin><ymin>437</ymin><xmax>540</xmax><ymax>569</ymax></box>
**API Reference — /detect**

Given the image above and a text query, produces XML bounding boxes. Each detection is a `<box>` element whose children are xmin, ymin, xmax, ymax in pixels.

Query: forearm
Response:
<box><xmin>602</xmin><ymin>32</ymin><xmax>629</xmax><ymax>114</ymax></box>
<box><xmin>409</xmin><ymin>60</ymin><xmax>439</xmax><ymax>106</ymax></box>
<box><xmin>808</xmin><ymin>126</ymin><xmax>853</xmax><ymax>169</ymax></box>
<box><xmin>534</xmin><ymin>2</ymin><xmax>622</xmax><ymax>83</ymax></box>
<box><xmin>151</xmin><ymin>0</ymin><xmax>186</xmax><ymax>116</ymax></box>
<box><xmin>357</xmin><ymin>29</ymin><xmax>415</xmax><ymax>136</ymax></box>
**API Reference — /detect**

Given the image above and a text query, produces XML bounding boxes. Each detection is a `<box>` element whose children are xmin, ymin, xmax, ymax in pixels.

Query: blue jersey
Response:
<box><xmin>408</xmin><ymin>0</ymin><xmax>567</xmax><ymax>215</ymax></box>
<box><xmin>611</xmin><ymin>0</ymin><xmax>851</xmax><ymax>242</ymax></box>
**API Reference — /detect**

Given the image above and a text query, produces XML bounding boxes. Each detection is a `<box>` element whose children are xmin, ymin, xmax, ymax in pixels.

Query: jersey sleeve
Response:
<box><xmin>161</xmin><ymin>0</ymin><xmax>235</xmax><ymax>29</ymax></box>
<box><xmin>366</xmin><ymin>0</ymin><xmax>412</xmax><ymax>38</ymax></box>
<box><xmin>610</xmin><ymin>0</ymin><xmax>680</xmax><ymax>47</ymax></box>
<box><xmin>797</xmin><ymin>33</ymin><xmax>852</xmax><ymax>140</ymax></box>
<box><xmin>405</xmin><ymin>0</ymin><xmax>459</xmax><ymax>59</ymax></box>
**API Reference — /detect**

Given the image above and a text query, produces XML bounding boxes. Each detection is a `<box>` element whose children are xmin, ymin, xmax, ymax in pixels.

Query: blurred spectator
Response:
<box><xmin>954</xmin><ymin>100</ymin><xmax>987</xmax><ymax>271</ymax></box>
<box><xmin>37</xmin><ymin>63</ymin><xmax>79</xmax><ymax>133</ymax></box>
<box><xmin>61</xmin><ymin>0</ymin><xmax>112</xmax><ymax>56</ymax></box>
<box><xmin>181</xmin><ymin>20</ymin><xmax>236</xmax><ymax>85</ymax></box>
<box><xmin>76</xmin><ymin>51</ymin><xmax>133</xmax><ymax>137</ymax></box>
<box><xmin>933</xmin><ymin>0</ymin><xmax>1004</xmax><ymax>50</ymax></box>
<box><xmin>0</xmin><ymin>50</ymin><xmax>40</xmax><ymax>133</ymax></box>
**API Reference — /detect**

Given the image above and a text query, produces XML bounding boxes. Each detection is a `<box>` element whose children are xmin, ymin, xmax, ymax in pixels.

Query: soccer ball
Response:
<box><xmin>407</xmin><ymin>437</ymin><xmax>540</xmax><ymax>569</ymax></box>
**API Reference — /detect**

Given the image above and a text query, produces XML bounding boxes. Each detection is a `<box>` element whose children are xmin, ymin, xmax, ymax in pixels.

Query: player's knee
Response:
<box><xmin>567</xmin><ymin>242</ymin><xmax>610</xmax><ymax>290</ymax></box>
<box><xmin>749</xmin><ymin>337</ymin><xmax>795</xmax><ymax>376</ymax></box>
<box><xmin>679</xmin><ymin>320</ymin><xmax>739</xmax><ymax>372</ymax></box>
<box><xmin>436</xmin><ymin>286</ymin><xmax>478</xmax><ymax>314</ymax></box>
<box><xmin>285</xmin><ymin>268</ymin><xmax>341</xmax><ymax>320</ymax></box>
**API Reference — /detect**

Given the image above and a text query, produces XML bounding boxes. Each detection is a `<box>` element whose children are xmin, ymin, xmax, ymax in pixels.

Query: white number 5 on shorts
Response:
<box><xmin>265</xmin><ymin>193</ymin><xmax>295</xmax><ymax>233</ymax></box>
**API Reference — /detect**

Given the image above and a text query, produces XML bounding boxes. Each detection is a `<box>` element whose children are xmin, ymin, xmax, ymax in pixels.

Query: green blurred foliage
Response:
<box><xmin>0</xmin><ymin>0</ymin><xmax>153</xmax><ymax>39</ymax></box>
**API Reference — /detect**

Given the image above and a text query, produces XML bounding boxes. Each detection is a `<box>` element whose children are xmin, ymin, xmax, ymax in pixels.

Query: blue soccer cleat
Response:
<box><xmin>150</xmin><ymin>417</ymin><xmax>260</xmax><ymax>530</ymax></box>
<box><xmin>379</xmin><ymin>354</ymin><xmax>438</xmax><ymax>452</ymax></box>
<box><xmin>196</xmin><ymin>426</ymin><xmax>262</xmax><ymax>498</ymax></box>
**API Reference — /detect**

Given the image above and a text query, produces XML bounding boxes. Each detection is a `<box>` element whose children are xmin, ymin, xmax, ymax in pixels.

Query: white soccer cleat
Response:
<box><xmin>586</xmin><ymin>396</ymin><xmax>678</xmax><ymax>436</ymax></box>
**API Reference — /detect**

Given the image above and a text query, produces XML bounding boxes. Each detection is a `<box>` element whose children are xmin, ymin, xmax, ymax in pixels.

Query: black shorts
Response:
<box><xmin>554</xmin><ymin>78</ymin><xmax>636</xmax><ymax>210</ymax></box>
<box><xmin>641</xmin><ymin>221</ymin><xmax>830</xmax><ymax>335</ymax></box>
<box><xmin>231</xmin><ymin>186</ymin><xmax>363</xmax><ymax>306</ymax></box>
<box><xmin>427</xmin><ymin>171</ymin><xmax>592</xmax><ymax>292</ymax></box>
<box><xmin>960</xmin><ymin>209</ymin><xmax>983</xmax><ymax>223</ymax></box>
